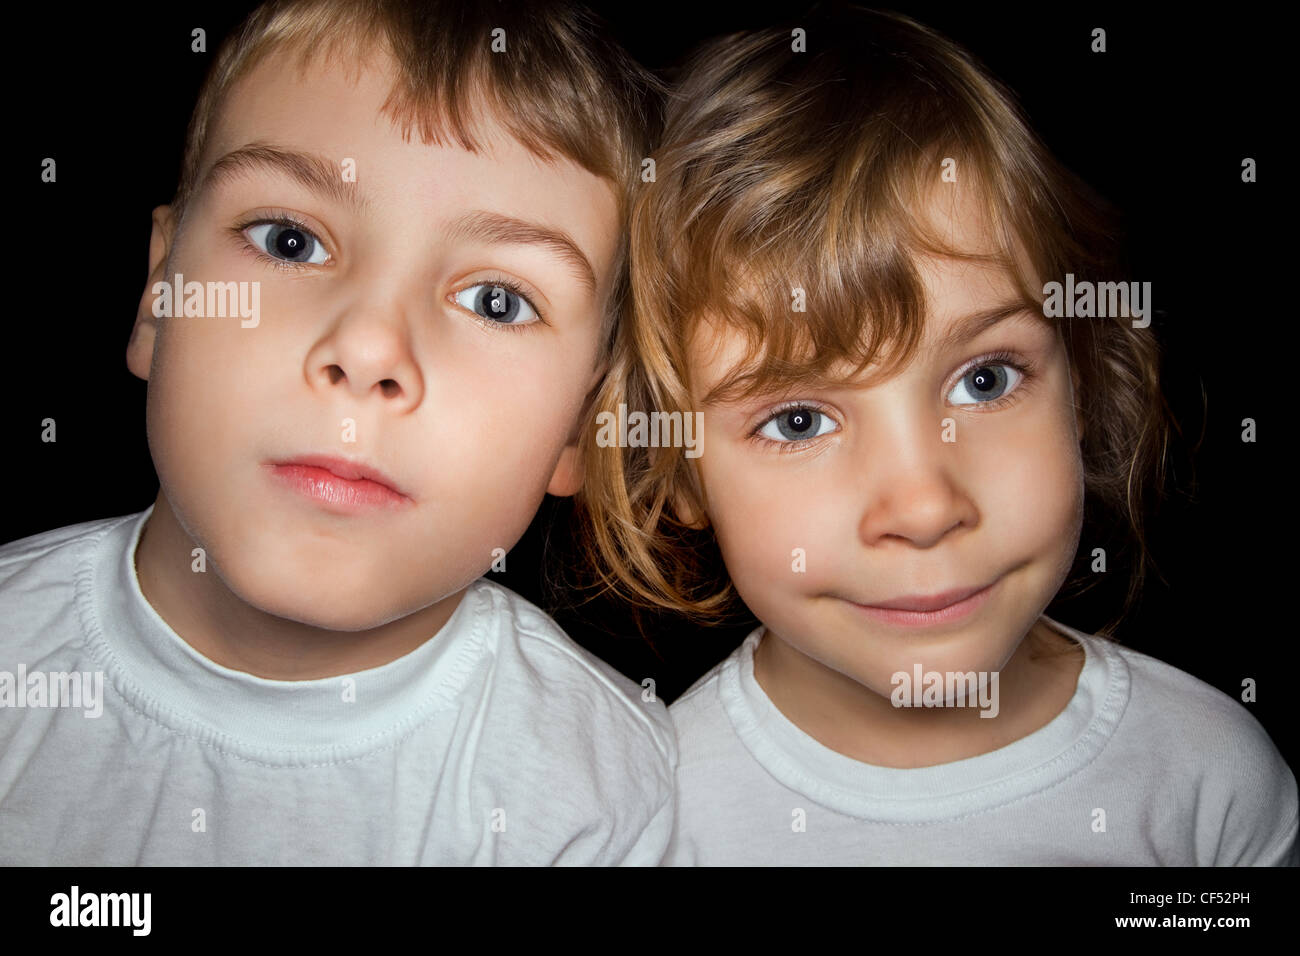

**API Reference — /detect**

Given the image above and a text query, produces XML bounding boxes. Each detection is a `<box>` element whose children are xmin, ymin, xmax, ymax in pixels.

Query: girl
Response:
<box><xmin>578</xmin><ymin>7</ymin><xmax>1297</xmax><ymax>864</ymax></box>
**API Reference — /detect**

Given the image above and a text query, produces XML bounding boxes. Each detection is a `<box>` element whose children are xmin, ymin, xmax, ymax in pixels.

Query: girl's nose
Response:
<box><xmin>854</xmin><ymin>424</ymin><xmax>978</xmax><ymax>549</ymax></box>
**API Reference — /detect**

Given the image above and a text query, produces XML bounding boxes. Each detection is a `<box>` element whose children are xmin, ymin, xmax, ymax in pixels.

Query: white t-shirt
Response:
<box><xmin>666</xmin><ymin>621</ymin><xmax>1298</xmax><ymax>865</ymax></box>
<box><xmin>0</xmin><ymin>508</ymin><xmax>676</xmax><ymax>865</ymax></box>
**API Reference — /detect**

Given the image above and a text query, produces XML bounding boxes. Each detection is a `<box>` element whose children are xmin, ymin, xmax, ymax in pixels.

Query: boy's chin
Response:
<box><xmin>221</xmin><ymin>565</ymin><xmax>444</xmax><ymax>633</ymax></box>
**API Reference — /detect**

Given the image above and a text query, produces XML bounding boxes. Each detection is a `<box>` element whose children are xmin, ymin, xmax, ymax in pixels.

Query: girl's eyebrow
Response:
<box><xmin>932</xmin><ymin>302</ymin><xmax>1041</xmax><ymax>353</ymax></box>
<box><xmin>202</xmin><ymin>141</ymin><xmax>369</xmax><ymax>213</ymax></box>
<box><xmin>700</xmin><ymin>303</ymin><xmax>1044</xmax><ymax>408</ymax></box>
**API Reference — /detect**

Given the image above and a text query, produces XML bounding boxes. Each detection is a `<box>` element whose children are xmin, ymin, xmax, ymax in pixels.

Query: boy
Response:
<box><xmin>0</xmin><ymin>0</ymin><xmax>674</xmax><ymax>865</ymax></box>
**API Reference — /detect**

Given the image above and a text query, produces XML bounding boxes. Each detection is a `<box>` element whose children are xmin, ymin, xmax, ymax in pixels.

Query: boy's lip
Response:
<box><xmin>267</xmin><ymin>454</ymin><xmax>411</xmax><ymax>499</ymax></box>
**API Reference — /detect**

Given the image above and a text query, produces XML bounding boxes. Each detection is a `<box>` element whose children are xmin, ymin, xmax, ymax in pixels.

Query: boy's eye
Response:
<box><xmin>452</xmin><ymin>283</ymin><xmax>540</xmax><ymax>326</ymax></box>
<box><xmin>244</xmin><ymin>222</ymin><xmax>330</xmax><ymax>265</ymax></box>
<box><xmin>948</xmin><ymin>363</ymin><xmax>1023</xmax><ymax>405</ymax></box>
<box><xmin>757</xmin><ymin>407</ymin><xmax>839</xmax><ymax>443</ymax></box>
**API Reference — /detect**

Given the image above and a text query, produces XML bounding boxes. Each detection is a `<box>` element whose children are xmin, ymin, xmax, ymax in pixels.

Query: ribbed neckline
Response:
<box><xmin>717</xmin><ymin>618</ymin><xmax>1130</xmax><ymax>822</ymax></box>
<box><xmin>74</xmin><ymin>506</ymin><xmax>487</xmax><ymax>766</ymax></box>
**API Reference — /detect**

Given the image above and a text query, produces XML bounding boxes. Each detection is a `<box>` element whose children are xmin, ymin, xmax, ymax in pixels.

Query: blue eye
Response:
<box><xmin>948</xmin><ymin>362</ymin><xmax>1024</xmax><ymax>405</ymax></box>
<box><xmin>757</xmin><ymin>406</ymin><xmax>839</xmax><ymax>443</ymax></box>
<box><xmin>453</xmin><ymin>282</ymin><xmax>541</xmax><ymax>326</ymax></box>
<box><xmin>243</xmin><ymin>221</ymin><xmax>330</xmax><ymax>265</ymax></box>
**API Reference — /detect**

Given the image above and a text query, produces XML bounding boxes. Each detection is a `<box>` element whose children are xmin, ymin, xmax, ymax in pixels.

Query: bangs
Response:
<box><xmin>263</xmin><ymin>7</ymin><xmax>634</xmax><ymax>182</ymax></box>
<box><xmin>177</xmin><ymin>0</ymin><xmax>656</xmax><ymax>217</ymax></box>
<box><xmin>681</xmin><ymin>142</ymin><xmax>1049</xmax><ymax>408</ymax></box>
<box><xmin>632</xmin><ymin>13</ymin><xmax>1080</xmax><ymax>410</ymax></box>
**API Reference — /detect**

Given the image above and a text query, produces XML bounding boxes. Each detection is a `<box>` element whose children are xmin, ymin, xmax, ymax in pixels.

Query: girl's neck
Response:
<box><xmin>752</xmin><ymin>619</ymin><xmax>1084</xmax><ymax>769</ymax></box>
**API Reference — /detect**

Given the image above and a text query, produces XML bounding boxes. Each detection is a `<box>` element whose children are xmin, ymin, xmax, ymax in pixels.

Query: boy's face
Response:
<box><xmin>127</xmin><ymin>45</ymin><xmax>618</xmax><ymax>631</ymax></box>
<box><xmin>687</xmin><ymin>194</ymin><xmax>1084</xmax><ymax>695</ymax></box>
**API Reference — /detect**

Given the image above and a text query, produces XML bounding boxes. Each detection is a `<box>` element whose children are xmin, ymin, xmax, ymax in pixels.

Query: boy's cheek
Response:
<box><xmin>471</xmin><ymin>380</ymin><xmax>586</xmax><ymax>468</ymax></box>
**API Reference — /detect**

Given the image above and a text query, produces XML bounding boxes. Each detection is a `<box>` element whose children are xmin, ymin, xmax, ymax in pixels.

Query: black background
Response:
<box><xmin>5</xmin><ymin>1</ymin><xmax>1291</xmax><ymax>776</ymax></box>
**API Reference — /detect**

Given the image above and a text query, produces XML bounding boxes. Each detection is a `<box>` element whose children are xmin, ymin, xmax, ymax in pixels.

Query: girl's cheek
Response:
<box><xmin>708</xmin><ymin>451</ymin><xmax>842</xmax><ymax>598</ymax></box>
<box><xmin>704</xmin><ymin>447</ymin><xmax>786</xmax><ymax>580</ymax></box>
<box><xmin>987</xmin><ymin>401</ymin><xmax>1084</xmax><ymax>547</ymax></box>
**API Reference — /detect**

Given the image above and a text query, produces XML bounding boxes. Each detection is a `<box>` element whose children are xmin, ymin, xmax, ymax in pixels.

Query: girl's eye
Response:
<box><xmin>948</xmin><ymin>363</ymin><xmax>1024</xmax><ymax>405</ymax></box>
<box><xmin>452</xmin><ymin>283</ymin><xmax>540</xmax><ymax>326</ymax></box>
<box><xmin>757</xmin><ymin>406</ymin><xmax>839</xmax><ymax>443</ymax></box>
<box><xmin>243</xmin><ymin>222</ymin><xmax>330</xmax><ymax>265</ymax></box>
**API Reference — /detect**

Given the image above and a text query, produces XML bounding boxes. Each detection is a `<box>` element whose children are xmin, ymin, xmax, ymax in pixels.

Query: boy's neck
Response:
<box><xmin>133</xmin><ymin>495</ymin><xmax>467</xmax><ymax>681</ymax></box>
<box><xmin>752</xmin><ymin>619</ymin><xmax>1084</xmax><ymax>769</ymax></box>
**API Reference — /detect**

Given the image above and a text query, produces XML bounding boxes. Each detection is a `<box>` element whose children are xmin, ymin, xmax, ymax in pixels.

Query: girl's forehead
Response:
<box><xmin>685</xmin><ymin>252</ymin><xmax>1042</xmax><ymax>388</ymax></box>
<box><xmin>678</xmin><ymin>181</ymin><xmax>1049</xmax><ymax>401</ymax></box>
<box><xmin>912</xmin><ymin>252</ymin><xmax>1038</xmax><ymax>325</ymax></box>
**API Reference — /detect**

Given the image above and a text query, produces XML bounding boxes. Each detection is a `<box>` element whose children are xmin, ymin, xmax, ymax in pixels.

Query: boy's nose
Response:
<box><xmin>307</xmin><ymin>308</ymin><xmax>423</xmax><ymax>414</ymax></box>
<box><xmin>853</xmin><ymin>424</ymin><xmax>977</xmax><ymax>549</ymax></box>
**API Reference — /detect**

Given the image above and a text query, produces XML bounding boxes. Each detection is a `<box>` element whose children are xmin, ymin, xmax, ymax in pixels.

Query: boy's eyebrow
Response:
<box><xmin>445</xmin><ymin>210</ymin><xmax>598</xmax><ymax>298</ymax></box>
<box><xmin>202</xmin><ymin>142</ymin><xmax>368</xmax><ymax>213</ymax></box>
<box><xmin>201</xmin><ymin>147</ymin><xmax>598</xmax><ymax>296</ymax></box>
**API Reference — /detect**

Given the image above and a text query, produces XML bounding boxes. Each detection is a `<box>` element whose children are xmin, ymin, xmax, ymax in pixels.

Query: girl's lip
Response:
<box><xmin>849</xmin><ymin>578</ymin><xmax>999</xmax><ymax>627</ymax></box>
<box><xmin>865</xmin><ymin>583</ymin><xmax>990</xmax><ymax>612</ymax></box>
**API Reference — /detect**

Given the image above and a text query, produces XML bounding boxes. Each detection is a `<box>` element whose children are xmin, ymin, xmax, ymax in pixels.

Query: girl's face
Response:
<box><xmin>686</xmin><ymin>200</ymin><xmax>1085</xmax><ymax>697</ymax></box>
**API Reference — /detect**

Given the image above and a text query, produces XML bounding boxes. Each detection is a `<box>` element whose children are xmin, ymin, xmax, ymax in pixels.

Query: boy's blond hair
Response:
<box><xmin>578</xmin><ymin>7</ymin><xmax>1173</xmax><ymax>635</ymax></box>
<box><xmin>170</xmin><ymin>0</ymin><xmax>661</xmax><ymax>358</ymax></box>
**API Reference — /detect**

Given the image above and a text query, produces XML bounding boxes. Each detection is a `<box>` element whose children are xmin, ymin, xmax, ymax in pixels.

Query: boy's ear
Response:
<box><xmin>126</xmin><ymin>205</ymin><xmax>177</xmax><ymax>382</ymax></box>
<box><xmin>545</xmin><ymin>360</ymin><xmax>607</xmax><ymax>498</ymax></box>
<box><xmin>546</xmin><ymin>444</ymin><xmax>584</xmax><ymax>498</ymax></box>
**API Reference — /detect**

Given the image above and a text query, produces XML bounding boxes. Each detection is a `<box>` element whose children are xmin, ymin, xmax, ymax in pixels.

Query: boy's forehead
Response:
<box><xmin>207</xmin><ymin>42</ymin><xmax>402</xmax><ymax>161</ymax></box>
<box><xmin>197</xmin><ymin>42</ymin><xmax>620</xmax><ymax>289</ymax></box>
